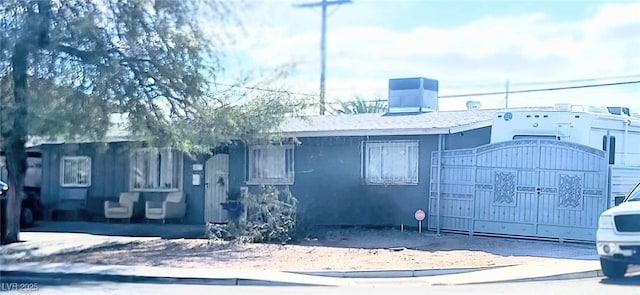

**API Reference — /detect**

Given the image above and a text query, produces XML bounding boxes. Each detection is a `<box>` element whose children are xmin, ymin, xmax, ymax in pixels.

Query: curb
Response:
<box><xmin>487</xmin><ymin>265</ymin><xmax>640</xmax><ymax>284</ymax></box>
<box><xmin>462</xmin><ymin>265</ymin><xmax>640</xmax><ymax>285</ymax></box>
<box><xmin>0</xmin><ymin>271</ymin><xmax>329</xmax><ymax>287</ymax></box>
<box><xmin>2</xmin><ymin>268</ymin><xmax>615</xmax><ymax>287</ymax></box>
<box><xmin>456</xmin><ymin>269</ymin><xmax>604</xmax><ymax>285</ymax></box>
<box><xmin>498</xmin><ymin>269</ymin><xmax>604</xmax><ymax>283</ymax></box>
<box><xmin>294</xmin><ymin>267</ymin><xmax>496</xmax><ymax>278</ymax></box>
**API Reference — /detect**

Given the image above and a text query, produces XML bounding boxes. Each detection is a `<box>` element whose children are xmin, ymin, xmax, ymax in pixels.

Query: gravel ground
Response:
<box><xmin>7</xmin><ymin>228</ymin><xmax>598</xmax><ymax>271</ymax></box>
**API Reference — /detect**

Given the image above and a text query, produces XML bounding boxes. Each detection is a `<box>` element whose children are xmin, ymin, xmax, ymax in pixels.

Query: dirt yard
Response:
<box><xmin>10</xmin><ymin>228</ymin><xmax>597</xmax><ymax>271</ymax></box>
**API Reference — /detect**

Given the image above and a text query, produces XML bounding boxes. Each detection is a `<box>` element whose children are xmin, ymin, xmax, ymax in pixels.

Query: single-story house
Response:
<box><xmin>29</xmin><ymin>107</ymin><xmax>518</xmax><ymax>226</ymax></box>
<box><xmin>228</xmin><ymin>110</ymin><xmax>497</xmax><ymax>226</ymax></box>
<box><xmin>17</xmin><ymin>77</ymin><xmax>552</xmax><ymax>229</ymax></box>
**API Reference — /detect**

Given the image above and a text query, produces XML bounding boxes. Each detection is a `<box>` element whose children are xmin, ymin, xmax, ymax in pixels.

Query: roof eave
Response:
<box><xmin>28</xmin><ymin>135</ymin><xmax>135</xmax><ymax>146</ymax></box>
<box><xmin>281</xmin><ymin>120</ymin><xmax>493</xmax><ymax>138</ymax></box>
<box><xmin>447</xmin><ymin>120</ymin><xmax>493</xmax><ymax>134</ymax></box>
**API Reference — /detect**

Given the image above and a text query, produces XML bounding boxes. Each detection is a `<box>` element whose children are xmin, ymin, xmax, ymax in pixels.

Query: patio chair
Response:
<box><xmin>104</xmin><ymin>192</ymin><xmax>140</xmax><ymax>222</ymax></box>
<box><xmin>145</xmin><ymin>191</ymin><xmax>186</xmax><ymax>223</ymax></box>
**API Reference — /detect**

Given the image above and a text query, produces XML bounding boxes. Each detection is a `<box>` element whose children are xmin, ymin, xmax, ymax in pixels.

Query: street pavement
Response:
<box><xmin>2</xmin><ymin>272</ymin><xmax>639</xmax><ymax>295</ymax></box>
<box><xmin>4</xmin><ymin>259</ymin><xmax>638</xmax><ymax>287</ymax></box>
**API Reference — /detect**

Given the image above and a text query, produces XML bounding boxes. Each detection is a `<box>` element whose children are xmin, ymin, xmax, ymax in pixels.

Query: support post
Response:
<box><xmin>623</xmin><ymin>120</ymin><xmax>628</xmax><ymax>165</ymax></box>
<box><xmin>605</xmin><ymin>130</ymin><xmax>612</xmax><ymax>208</ymax></box>
<box><xmin>436</xmin><ymin>134</ymin><xmax>443</xmax><ymax>235</ymax></box>
<box><xmin>505</xmin><ymin>79</ymin><xmax>510</xmax><ymax>109</ymax></box>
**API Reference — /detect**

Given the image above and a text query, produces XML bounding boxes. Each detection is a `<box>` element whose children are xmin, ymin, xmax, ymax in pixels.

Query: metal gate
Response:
<box><xmin>429</xmin><ymin>139</ymin><xmax>608</xmax><ymax>241</ymax></box>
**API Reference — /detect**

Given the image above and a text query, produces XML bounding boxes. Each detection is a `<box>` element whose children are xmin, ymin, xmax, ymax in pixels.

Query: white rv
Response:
<box><xmin>491</xmin><ymin>104</ymin><xmax>640</xmax><ymax>166</ymax></box>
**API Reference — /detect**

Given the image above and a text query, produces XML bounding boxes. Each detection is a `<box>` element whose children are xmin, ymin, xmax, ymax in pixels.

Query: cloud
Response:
<box><xmin>219</xmin><ymin>1</ymin><xmax>640</xmax><ymax>112</ymax></box>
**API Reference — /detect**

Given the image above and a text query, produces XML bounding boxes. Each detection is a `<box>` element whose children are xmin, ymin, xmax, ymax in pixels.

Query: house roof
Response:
<box><xmin>26</xmin><ymin>116</ymin><xmax>132</xmax><ymax>147</ymax></box>
<box><xmin>26</xmin><ymin>107</ymin><xmax>554</xmax><ymax>146</ymax></box>
<box><xmin>279</xmin><ymin>107</ymin><xmax>550</xmax><ymax>138</ymax></box>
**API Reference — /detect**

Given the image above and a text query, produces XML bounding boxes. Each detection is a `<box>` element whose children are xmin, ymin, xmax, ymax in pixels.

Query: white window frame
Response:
<box><xmin>361</xmin><ymin>140</ymin><xmax>419</xmax><ymax>185</ymax></box>
<box><xmin>247</xmin><ymin>144</ymin><xmax>294</xmax><ymax>185</ymax></box>
<box><xmin>60</xmin><ymin>156</ymin><xmax>92</xmax><ymax>187</ymax></box>
<box><xmin>130</xmin><ymin>148</ymin><xmax>183</xmax><ymax>192</ymax></box>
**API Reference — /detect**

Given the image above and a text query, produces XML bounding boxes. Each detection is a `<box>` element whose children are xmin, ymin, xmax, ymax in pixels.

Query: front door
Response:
<box><xmin>204</xmin><ymin>154</ymin><xmax>229</xmax><ymax>223</ymax></box>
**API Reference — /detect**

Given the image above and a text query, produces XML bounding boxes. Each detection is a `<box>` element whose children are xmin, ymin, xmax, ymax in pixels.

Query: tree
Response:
<box><xmin>330</xmin><ymin>96</ymin><xmax>387</xmax><ymax>114</ymax></box>
<box><xmin>0</xmin><ymin>0</ymin><xmax>305</xmax><ymax>244</ymax></box>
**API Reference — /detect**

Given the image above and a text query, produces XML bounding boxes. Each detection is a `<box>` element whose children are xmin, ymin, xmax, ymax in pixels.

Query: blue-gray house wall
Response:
<box><xmin>35</xmin><ymin>126</ymin><xmax>490</xmax><ymax>226</ymax></box>
<box><xmin>294</xmin><ymin>135</ymin><xmax>434</xmax><ymax>226</ymax></box>
<box><xmin>444</xmin><ymin>127</ymin><xmax>491</xmax><ymax>150</ymax></box>
<box><xmin>228</xmin><ymin>126</ymin><xmax>492</xmax><ymax>227</ymax></box>
<box><xmin>39</xmin><ymin>142</ymin><xmax>128</xmax><ymax>219</ymax></box>
<box><xmin>39</xmin><ymin>141</ymin><xmax>206</xmax><ymax>224</ymax></box>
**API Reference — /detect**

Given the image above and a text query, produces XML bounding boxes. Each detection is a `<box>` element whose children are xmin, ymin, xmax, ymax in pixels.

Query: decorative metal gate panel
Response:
<box><xmin>429</xmin><ymin>140</ymin><xmax>608</xmax><ymax>241</ymax></box>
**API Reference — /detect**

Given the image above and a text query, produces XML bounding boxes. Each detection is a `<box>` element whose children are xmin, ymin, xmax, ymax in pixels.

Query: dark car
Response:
<box><xmin>0</xmin><ymin>180</ymin><xmax>42</xmax><ymax>228</ymax></box>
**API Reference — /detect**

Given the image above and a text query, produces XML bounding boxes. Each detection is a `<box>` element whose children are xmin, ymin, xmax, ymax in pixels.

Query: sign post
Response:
<box><xmin>414</xmin><ymin>209</ymin><xmax>426</xmax><ymax>233</ymax></box>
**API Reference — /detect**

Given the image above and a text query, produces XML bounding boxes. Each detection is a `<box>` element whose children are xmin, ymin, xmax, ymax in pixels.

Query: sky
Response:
<box><xmin>215</xmin><ymin>0</ymin><xmax>640</xmax><ymax>113</ymax></box>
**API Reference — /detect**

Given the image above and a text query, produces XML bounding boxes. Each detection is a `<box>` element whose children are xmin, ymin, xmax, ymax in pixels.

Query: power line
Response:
<box><xmin>438</xmin><ymin>80</ymin><xmax>640</xmax><ymax>99</ymax></box>
<box><xmin>443</xmin><ymin>73</ymin><xmax>640</xmax><ymax>88</ymax></box>
<box><xmin>214</xmin><ymin>79</ymin><xmax>640</xmax><ymax>106</ymax></box>
<box><xmin>213</xmin><ymin>82</ymin><xmax>318</xmax><ymax>97</ymax></box>
<box><xmin>214</xmin><ymin>74</ymin><xmax>640</xmax><ymax>99</ymax></box>
<box><xmin>330</xmin><ymin>80</ymin><xmax>640</xmax><ymax>105</ymax></box>
<box><xmin>509</xmin><ymin>74</ymin><xmax>640</xmax><ymax>87</ymax></box>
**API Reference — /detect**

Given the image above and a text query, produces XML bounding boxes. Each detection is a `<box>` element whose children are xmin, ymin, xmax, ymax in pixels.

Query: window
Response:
<box><xmin>362</xmin><ymin>140</ymin><xmax>419</xmax><ymax>185</ymax></box>
<box><xmin>131</xmin><ymin>149</ymin><xmax>182</xmax><ymax>191</ymax></box>
<box><xmin>602</xmin><ymin>136</ymin><xmax>616</xmax><ymax>164</ymax></box>
<box><xmin>61</xmin><ymin>156</ymin><xmax>91</xmax><ymax>187</ymax></box>
<box><xmin>248</xmin><ymin>145</ymin><xmax>294</xmax><ymax>184</ymax></box>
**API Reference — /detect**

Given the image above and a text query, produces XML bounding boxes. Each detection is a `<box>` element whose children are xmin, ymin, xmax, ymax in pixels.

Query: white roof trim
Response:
<box><xmin>281</xmin><ymin>120</ymin><xmax>492</xmax><ymax>138</ymax></box>
<box><xmin>448</xmin><ymin>120</ymin><xmax>493</xmax><ymax>134</ymax></box>
<box><xmin>28</xmin><ymin>136</ymin><xmax>133</xmax><ymax>146</ymax></box>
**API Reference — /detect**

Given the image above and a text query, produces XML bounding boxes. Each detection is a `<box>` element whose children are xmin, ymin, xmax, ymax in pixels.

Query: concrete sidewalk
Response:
<box><xmin>0</xmin><ymin>232</ymin><xmax>158</xmax><ymax>261</ymax></box>
<box><xmin>348</xmin><ymin>259</ymin><xmax>605</xmax><ymax>286</ymax></box>
<box><xmin>0</xmin><ymin>259</ymin><xmax>615</xmax><ymax>287</ymax></box>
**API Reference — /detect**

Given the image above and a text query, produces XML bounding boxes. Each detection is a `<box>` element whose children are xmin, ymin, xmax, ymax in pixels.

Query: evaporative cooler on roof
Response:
<box><xmin>387</xmin><ymin>77</ymin><xmax>439</xmax><ymax>113</ymax></box>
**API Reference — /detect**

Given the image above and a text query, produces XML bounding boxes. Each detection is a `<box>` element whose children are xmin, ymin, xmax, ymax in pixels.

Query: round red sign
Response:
<box><xmin>414</xmin><ymin>209</ymin><xmax>426</xmax><ymax>221</ymax></box>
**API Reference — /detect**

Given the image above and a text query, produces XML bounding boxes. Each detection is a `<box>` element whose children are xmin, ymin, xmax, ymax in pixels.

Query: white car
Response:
<box><xmin>596</xmin><ymin>182</ymin><xmax>640</xmax><ymax>278</ymax></box>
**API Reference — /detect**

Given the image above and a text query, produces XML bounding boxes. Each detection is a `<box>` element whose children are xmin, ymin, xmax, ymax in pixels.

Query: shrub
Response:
<box><xmin>208</xmin><ymin>185</ymin><xmax>300</xmax><ymax>244</ymax></box>
<box><xmin>206</xmin><ymin>222</ymin><xmax>234</xmax><ymax>245</ymax></box>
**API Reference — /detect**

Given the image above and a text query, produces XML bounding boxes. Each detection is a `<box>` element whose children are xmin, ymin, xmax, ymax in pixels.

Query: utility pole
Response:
<box><xmin>294</xmin><ymin>0</ymin><xmax>352</xmax><ymax>115</ymax></box>
<box><xmin>504</xmin><ymin>79</ymin><xmax>510</xmax><ymax>109</ymax></box>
